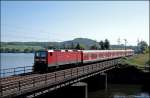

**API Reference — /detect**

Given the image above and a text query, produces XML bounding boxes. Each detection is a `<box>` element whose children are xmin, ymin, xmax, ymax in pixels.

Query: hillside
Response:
<box><xmin>61</xmin><ymin>38</ymin><xmax>99</xmax><ymax>49</ymax></box>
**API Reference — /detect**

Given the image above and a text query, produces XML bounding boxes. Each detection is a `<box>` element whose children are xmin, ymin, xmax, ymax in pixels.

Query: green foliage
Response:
<box><xmin>121</xmin><ymin>53</ymin><xmax>149</xmax><ymax>68</ymax></box>
<box><xmin>146</xmin><ymin>60</ymin><xmax>150</xmax><ymax>66</ymax></box>
<box><xmin>62</xmin><ymin>43</ymin><xmax>66</xmax><ymax>49</ymax></box>
<box><xmin>75</xmin><ymin>43</ymin><xmax>80</xmax><ymax>49</ymax></box>
<box><xmin>99</xmin><ymin>41</ymin><xmax>105</xmax><ymax>50</ymax></box>
<box><xmin>48</xmin><ymin>44</ymin><xmax>55</xmax><ymax>49</ymax></box>
<box><xmin>90</xmin><ymin>44</ymin><xmax>98</xmax><ymax>50</ymax></box>
<box><xmin>80</xmin><ymin>45</ymin><xmax>85</xmax><ymax>50</ymax></box>
<box><xmin>75</xmin><ymin>43</ymin><xmax>85</xmax><ymax>50</ymax></box>
<box><xmin>24</xmin><ymin>48</ymin><xmax>31</xmax><ymax>53</ymax></box>
<box><xmin>104</xmin><ymin>39</ymin><xmax>110</xmax><ymax>50</ymax></box>
<box><xmin>0</xmin><ymin>43</ymin><xmax>44</xmax><ymax>53</ymax></box>
<box><xmin>143</xmin><ymin>47</ymin><xmax>149</xmax><ymax>54</ymax></box>
<box><xmin>71</xmin><ymin>42</ymin><xmax>74</xmax><ymax>49</ymax></box>
<box><xmin>99</xmin><ymin>39</ymin><xmax>110</xmax><ymax>50</ymax></box>
<box><xmin>137</xmin><ymin>41</ymin><xmax>148</xmax><ymax>54</ymax></box>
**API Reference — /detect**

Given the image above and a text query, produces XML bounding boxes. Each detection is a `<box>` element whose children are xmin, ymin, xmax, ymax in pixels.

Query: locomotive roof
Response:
<box><xmin>82</xmin><ymin>50</ymin><xmax>125</xmax><ymax>53</ymax></box>
<box><xmin>47</xmin><ymin>50</ymin><xmax>81</xmax><ymax>52</ymax></box>
<box><xmin>47</xmin><ymin>49</ymin><xmax>133</xmax><ymax>52</ymax></box>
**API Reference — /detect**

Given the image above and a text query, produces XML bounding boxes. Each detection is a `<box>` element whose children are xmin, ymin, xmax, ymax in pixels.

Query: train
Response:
<box><xmin>33</xmin><ymin>49</ymin><xmax>134</xmax><ymax>73</ymax></box>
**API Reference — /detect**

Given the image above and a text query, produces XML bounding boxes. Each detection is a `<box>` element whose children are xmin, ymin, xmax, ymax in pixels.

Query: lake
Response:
<box><xmin>0</xmin><ymin>53</ymin><xmax>34</xmax><ymax>77</ymax></box>
<box><xmin>0</xmin><ymin>53</ymin><xmax>34</xmax><ymax>69</ymax></box>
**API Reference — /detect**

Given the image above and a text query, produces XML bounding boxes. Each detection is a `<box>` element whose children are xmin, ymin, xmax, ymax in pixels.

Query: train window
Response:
<box><xmin>35</xmin><ymin>51</ymin><xmax>47</xmax><ymax>57</ymax></box>
<box><xmin>35</xmin><ymin>52</ymin><xmax>40</xmax><ymax>57</ymax></box>
<box><xmin>41</xmin><ymin>52</ymin><xmax>47</xmax><ymax>57</ymax></box>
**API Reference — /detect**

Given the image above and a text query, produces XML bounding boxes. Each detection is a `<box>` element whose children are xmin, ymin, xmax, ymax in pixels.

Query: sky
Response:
<box><xmin>1</xmin><ymin>1</ymin><xmax>149</xmax><ymax>46</ymax></box>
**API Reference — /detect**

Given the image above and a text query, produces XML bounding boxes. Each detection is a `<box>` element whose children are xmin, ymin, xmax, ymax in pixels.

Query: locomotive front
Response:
<box><xmin>33</xmin><ymin>50</ymin><xmax>48</xmax><ymax>72</ymax></box>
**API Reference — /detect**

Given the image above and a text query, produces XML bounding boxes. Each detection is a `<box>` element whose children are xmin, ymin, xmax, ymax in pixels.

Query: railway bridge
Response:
<box><xmin>0</xmin><ymin>58</ymin><xmax>121</xmax><ymax>98</ymax></box>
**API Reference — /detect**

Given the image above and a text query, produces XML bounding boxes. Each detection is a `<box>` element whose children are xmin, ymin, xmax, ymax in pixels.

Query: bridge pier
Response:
<box><xmin>71</xmin><ymin>82</ymin><xmax>88</xmax><ymax>98</ymax></box>
<box><xmin>34</xmin><ymin>82</ymin><xmax>88</xmax><ymax>98</ymax></box>
<box><xmin>82</xmin><ymin>73</ymin><xmax>108</xmax><ymax>92</ymax></box>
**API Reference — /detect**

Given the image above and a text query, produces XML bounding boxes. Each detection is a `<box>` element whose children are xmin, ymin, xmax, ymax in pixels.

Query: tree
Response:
<box><xmin>48</xmin><ymin>45</ymin><xmax>55</xmax><ymax>49</ymax></box>
<box><xmin>99</xmin><ymin>41</ymin><xmax>105</xmax><ymax>50</ymax></box>
<box><xmin>138</xmin><ymin>41</ymin><xmax>148</xmax><ymax>53</ymax></box>
<box><xmin>0</xmin><ymin>48</ymin><xmax>4</xmax><ymax>53</ymax></box>
<box><xmin>71</xmin><ymin>42</ymin><xmax>74</xmax><ymax>49</ymax></box>
<box><xmin>75</xmin><ymin>43</ymin><xmax>85</xmax><ymax>50</ymax></box>
<box><xmin>104</xmin><ymin>39</ymin><xmax>110</xmax><ymax>50</ymax></box>
<box><xmin>90</xmin><ymin>44</ymin><xmax>98</xmax><ymax>50</ymax></box>
<box><xmin>62</xmin><ymin>43</ymin><xmax>66</xmax><ymax>49</ymax></box>
<box><xmin>15</xmin><ymin>49</ymin><xmax>21</xmax><ymax>53</ymax></box>
<box><xmin>11</xmin><ymin>48</ymin><xmax>17</xmax><ymax>53</ymax></box>
<box><xmin>5</xmin><ymin>48</ymin><xmax>11</xmax><ymax>53</ymax></box>
<box><xmin>143</xmin><ymin>47</ymin><xmax>149</xmax><ymax>54</ymax></box>
<box><xmin>75</xmin><ymin>43</ymin><xmax>80</xmax><ymax>49</ymax></box>
<box><xmin>80</xmin><ymin>44</ymin><xmax>85</xmax><ymax>50</ymax></box>
<box><xmin>24</xmin><ymin>48</ymin><xmax>30</xmax><ymax>53</ymax></box>
<box><xmin>31</xmin><ymin>48</ymin><xmax>35</xmax><ymax>53</ymax></box>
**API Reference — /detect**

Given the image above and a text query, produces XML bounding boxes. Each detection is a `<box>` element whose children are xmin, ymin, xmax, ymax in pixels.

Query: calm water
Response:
<box><xmin>0</xmin><ymin>53</ymin><xmax>34</xmax><ymax>69</ymax></box>
<box><xmin>89</xmin><ymin>84</ymin><xmax>150</xmax><ymax>98</ymax></box>
<box><xmin>0</xmin><ymin>53</ymin><xmax>149</xmax><ymax>98</ymax></box>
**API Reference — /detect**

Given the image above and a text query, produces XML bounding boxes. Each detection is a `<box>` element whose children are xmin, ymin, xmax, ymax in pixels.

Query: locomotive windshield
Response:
<box><xmin>35</xmin><ymin>51</ymin><xmax>47</xmax><ymax>57</ymax></box>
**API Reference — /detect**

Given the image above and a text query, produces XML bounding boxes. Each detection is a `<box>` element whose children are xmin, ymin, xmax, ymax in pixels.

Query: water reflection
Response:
<box><xmin>88</xmin><ymin>84</ymin><xmax>150</xmax><ymax>98</ymax></box>
<box><xmin>113</xmin><ymin>93</ymin><xmax>150</xmax><ymax>98</ymax></box>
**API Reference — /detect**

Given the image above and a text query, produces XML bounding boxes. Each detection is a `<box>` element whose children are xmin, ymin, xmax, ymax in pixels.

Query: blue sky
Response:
<box><xmin>1</xmin><ymin>1</ymin><xmax>149</xmax><ymax>45</ymax></box>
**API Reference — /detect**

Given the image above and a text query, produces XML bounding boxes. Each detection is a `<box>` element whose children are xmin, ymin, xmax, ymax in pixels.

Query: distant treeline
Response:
<box><xmin>0</xmin><ymin>48</ymin><xmax>40</xmax><ymax>53</ymax></box>
<box><xmin>1</xmin><ymin>42</ymin><xmax>45</xmax><ymax>53</ymax></box>
<box><xmin>0</xmin><ymin>38</ymin><xmax>148</xmax><ymax>53</ymax></box>
<box><xmin>0</xmin><ymin>42</ymin><xmax>136</xmax><ymax>53</ymax></box>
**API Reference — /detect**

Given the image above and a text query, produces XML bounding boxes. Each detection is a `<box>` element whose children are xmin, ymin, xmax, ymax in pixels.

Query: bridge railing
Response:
<box><xmin>0</xmin><ymin>66</ymin><xmax>33</xmax><ymax>78</ymax></box>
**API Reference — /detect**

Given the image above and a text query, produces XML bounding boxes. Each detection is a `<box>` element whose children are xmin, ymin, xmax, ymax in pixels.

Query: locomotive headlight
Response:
<box><xmin>35</xmin><ymin>59</ymin><xmax>46</xmax><ymax>62</ymax></box>
<box><xmin>35</xmin><ymin>59</ymin><xmax>40</xmax><ymax>61</ymax></box>
<box><xmin>41</xmin><ymin>59</ymin><xmax>46</xmax><ymax>61</ymax></box>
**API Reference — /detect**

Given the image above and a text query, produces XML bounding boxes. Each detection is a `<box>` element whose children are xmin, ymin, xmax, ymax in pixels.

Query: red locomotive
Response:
<box><xmin>33</xmin><ymin>49</ymin><xmax>134</xmax><ymax>72</ymax></box>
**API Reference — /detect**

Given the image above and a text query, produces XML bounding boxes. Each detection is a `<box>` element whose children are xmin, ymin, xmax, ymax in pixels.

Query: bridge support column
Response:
<box><xmin>83</xmin><ymin>73</ymin><xmax>108</xmax><ymax>92</ymax></box>
<box><xmin>71</xmin><ymin>82</ymin><xmax>88</xmax><ymax>98</ymax></box>
<box><xmin>37</xmin><ymin>82</ymin><xmax>88</xmax><ymax>98</ymax></box>
<box><xmin>103</xmin><ymin>73</ymin><xmax>108</xmax><ymax>91</ymax></box>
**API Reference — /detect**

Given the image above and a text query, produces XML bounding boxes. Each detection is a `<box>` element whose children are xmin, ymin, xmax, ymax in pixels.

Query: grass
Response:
<box><xmin>121</xmin><ymin>53</ymin><xmax>149</xmax><ymax>68</ymax></box>
<box><xmin>128</xmin><ymin>53</ymin><xmax>149</xmax><ymax>67</ymax></box>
